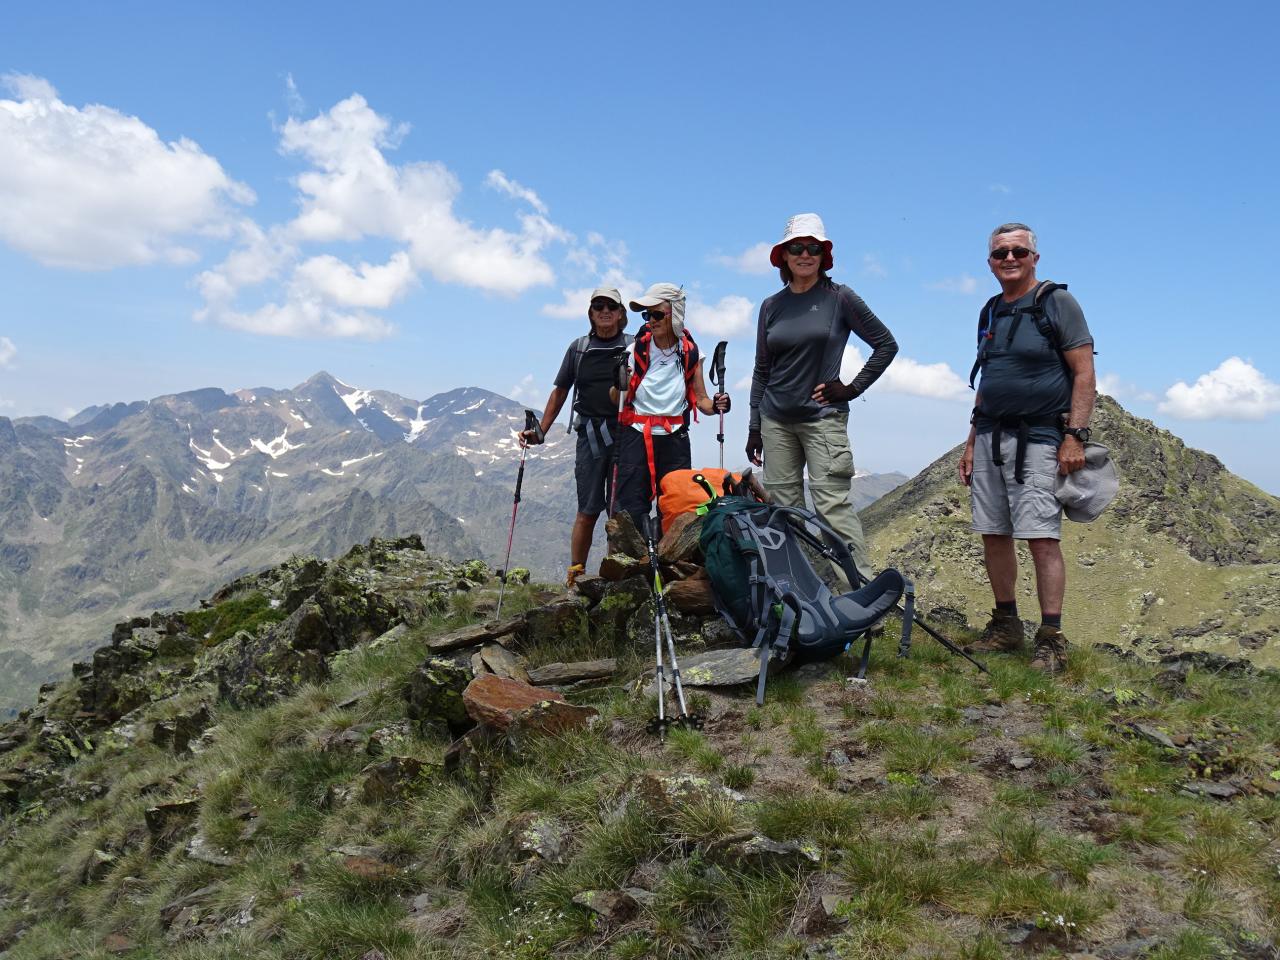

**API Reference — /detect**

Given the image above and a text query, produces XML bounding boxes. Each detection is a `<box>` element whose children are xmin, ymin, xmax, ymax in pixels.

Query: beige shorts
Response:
<box><xmin>969</xmin><ymin>431</ymin><xmax>1062</xmax><ymax>540</ymax></box>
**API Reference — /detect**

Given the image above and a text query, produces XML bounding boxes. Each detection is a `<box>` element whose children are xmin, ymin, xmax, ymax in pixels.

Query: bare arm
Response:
<box><xmin>1057</xmin><ymin>344</ymin><xmax>1096</xmax><ymax>474</ymax></box>
<box><xmin>959</xmin><ymin>393</ymin><xmax>979</xmax><ymax>485</ymax></box>
<box><xmin>522</xmin><ymin>386</ymin><xmax>569</xmax><ymax>444</ymax></box>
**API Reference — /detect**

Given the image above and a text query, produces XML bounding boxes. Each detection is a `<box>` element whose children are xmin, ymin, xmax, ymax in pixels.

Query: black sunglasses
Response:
<box><xmin>590</xmin><ymin>300</ymin><xmax>620</xmax><ymax>311</ymax></box>
<box><xmin>989</xmin><ymin>246</ymin><xmax>1033</xmax><ymax>261</ymax></box>
<box><xmin>642</xmin><ymin>309</ymin><xmax>670</xmax><ymax>322</ymax></box>
<box><xmin>785</xmin><ymin>241</ymin><xmax>824</xmax><ymax>257</ymax></box>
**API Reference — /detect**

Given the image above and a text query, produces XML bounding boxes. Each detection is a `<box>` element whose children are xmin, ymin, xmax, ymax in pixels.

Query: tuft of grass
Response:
<box><xmin>883</xmin><ymin>726</ymin><xmax>971</xmax><ymax>777</ymax></box>
<box><xmin>184</xmin><ymin>591</ymin><xmax>288</xmax><ymax>646</ymax></box>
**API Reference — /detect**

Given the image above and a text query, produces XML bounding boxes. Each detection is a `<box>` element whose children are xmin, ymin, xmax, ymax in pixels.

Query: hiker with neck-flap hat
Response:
<box><xmin>613</xmin><ymin>282</ymin><xmax>731</xmax><ymax>532</ymax></box>
<box><xmin>746</xmin><ymin>213</ymin><xmax>899</xmax><ymax>586</ymax></box>
<box><xmin>521</xmin><ymin>287</ymin><xmax>633</xmax><ymax>589</ymax></box>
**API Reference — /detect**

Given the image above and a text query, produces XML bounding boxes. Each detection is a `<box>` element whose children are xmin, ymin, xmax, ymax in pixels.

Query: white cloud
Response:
<box><xmin>486</xmin><ymin>170</ymin><xmax>548</xmax><ymax>215</ymax></box>
<box><xmin>542</xmin><ymin>233</ymin><xmax>639</xmax><ymax>320</ymax></box>
<box><xmin>0</xmin><ymin>336</ymin><xmax>15</xmax><ymax>367</ymax></box>
<box><xmin>508</xmin><ymin>373</ymin><xmax>539</xmax><ymax>404</ymax></box>
<box><xmin>711</xmin><ymin>241</ymin><xmax>774</xmax><ymax>275</ymax></box>
<box><xmin>0</xmin><ymin>74</ymin><xmax>253</xmax><ymax>269</ymax></box>
<box><xmin>862</xmin><ymin>254</ymin><xmax>887</xmax><ymax>278</ymax></box>
<box><xmin>1097</xmin><ymin>372</ymin><xmax>1156</xmax><ymax>404</ymax></box>
<box><xmin>842</xmin><ymin>347</ymin><xmax>969</xmax><ymax>401</ymax></box>
<box><xmin>928</xmin><ymin>274</ymin><xmax>980</xmax><ymax>295</ymax></box>
<box><xmin>293</xmin><ymin>251</ymin><xmax>416</xmax><ymax>309</ymax></box>
<box><xmin>198</xmin><ymin>93</ymin><xmax>569</xmax><ymax>337</ymax></box>
<box><xmin>207</xmin><ymin>298</ymin><xmax>393</xmax><ymax>340</ymax></box>
<box><xmin>734</xmin><ymin>372</ymin><xmax>753</xmax><ymax>391</ymax></box>
<box><xmin>687</xmin><ymin>295</ymin><xmax>755</xmax><ymax>339</ymax></box>
<box><xmin>989</xmin><ymin>183</ymin><xmax>1012</xmax><ymax>194</ymax></box>
<box><xmin>284</xmin><ymin>73</ymin><xmax>305</xmax><ymax>115</ymax></box>
<box><xmin>1158</xmin><ymin>357</ymin><xmax>1280</xmax><ymax>421</ymax></box>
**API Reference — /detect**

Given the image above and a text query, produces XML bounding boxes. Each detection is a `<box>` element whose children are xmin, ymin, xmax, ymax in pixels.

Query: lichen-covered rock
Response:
<box><xmin>509</xmin><ymin>811</ymin><xmax>566</xmax><ymax>862</ymax></box>
<box><xmin>675</xmin><ymin>648</ymin><xmax>762</xmax><ymax>687</ymax></box>
<box><xmin>37</xmin><ymin>719</ymin><xmax>92</xmax><ymax>764</ymax></box>
<box><xmin>708</xmin><ymin>834</ymin><xmax>821</xmax><ymax>870</ymax></box>
<box><xmin>572</xmin><ymin>888</ymin><xmax>638</xmax><ymax>924</ymax></box>
<box><xmin>151</xmin><ymin>702</ymin><xmax>213</xmax><ymax>754</ymax></box>
<box><xmin>523</xmin><ymin>596</ymin><xmax>589</xmax><ymax>649</ymax></box>
<box><xmin>461</xmin><ymin>559</ymin><xmax>491</xmax><ymax>584</ymax></box>
<box><xmin>599</xmin><ymin>553</ymin><xmax>643</xmax><ymax>582</ymax></box>
<box><xmin>359</xmin><ymin>756</ymin><xmax>432</xmax><ymax>804</ymax></box>
<box><xmin>606</xmin><ymin>513</ymin><xmax>648</xmax><ymax>560</ymax></box>
<box><xmin>191</xmin><ymin>623</ymin><xmax>328</xmax><ymax>709</ymax></box>
<box><xmin>527</xmin><ymin>659</ymin><xmax>616</xmax><ymax>686</ymax></box>
<box><xmin>403</xmin><ymin>657</ymin><xmax>474</xmax><ymax>737</ymax></box>
<box><xmin>479</xmin><ymin>644</ymin><xmax>530</xmax><ymax>683</ymax></box>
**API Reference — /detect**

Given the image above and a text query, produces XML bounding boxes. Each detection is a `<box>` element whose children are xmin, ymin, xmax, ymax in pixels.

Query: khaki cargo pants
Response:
<box><xmin>760</xmin><ymin>412</ymin><xmax>870</xmax><ymax>587</ymax></box>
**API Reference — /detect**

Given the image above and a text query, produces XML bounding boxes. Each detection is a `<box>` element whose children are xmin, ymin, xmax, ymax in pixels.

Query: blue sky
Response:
<box><xmin>2</xmin><ymin>1</ymin><xmax>1279</xmax><ymax>493</ymax></box>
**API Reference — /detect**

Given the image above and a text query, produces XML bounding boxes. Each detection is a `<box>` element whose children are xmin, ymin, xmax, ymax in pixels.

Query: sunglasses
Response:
<box><xmin>785</xmin><ymin>241</ymin><xmax>825</xmax><ymax>257</ymax></box>
<box><xmin>642</xmin><ymin>309</ymin><xmax>670</xmax><ymax>322</ymax></box>
<box><xmin>590</xmin><ymin>300</ymin><xmax>620</xmax><ymax>311</ymax></box>
<box><xmin>989</xmin><ymin>247</ymin><xmax>1033</xmax><ymax>261</ymax></box>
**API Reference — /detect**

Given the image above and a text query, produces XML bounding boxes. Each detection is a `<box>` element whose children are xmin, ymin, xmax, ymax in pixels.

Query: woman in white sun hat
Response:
<box><xmin>746</xmin><ymin>213</ymin><xmax>898</xmax><ymax>583</ymax></box>
<box><xmin>614</xmin><ymin>282</ymin><xmax>731</xmax><ymax>531</ymax></box>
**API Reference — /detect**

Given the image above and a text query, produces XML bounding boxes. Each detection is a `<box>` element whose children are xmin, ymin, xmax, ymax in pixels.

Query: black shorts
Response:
<box><xmin>614</xmin><ymin>426</ymin><xmax>691</xmax><ymax>530</ymax></box>
<box><xmin>574</xmin><ymin>427</ymin><xmax>617</xmax><ymax>515</ymax></box>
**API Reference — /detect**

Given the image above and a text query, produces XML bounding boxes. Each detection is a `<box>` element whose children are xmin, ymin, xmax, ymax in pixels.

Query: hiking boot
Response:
<box><xmin>565</xmin><ymin>563</ymin><xmax>586</xmax><ymax>590</ymax></box>
<box><xmin>1029</xmin><ymin>625</ymin><xmax>1069</xmax><ymax>675</ymax></box>
<box><xmin>965</xmin><ymin>608</ymin><xmax>1026</xmax><ymax>653</ymax></box>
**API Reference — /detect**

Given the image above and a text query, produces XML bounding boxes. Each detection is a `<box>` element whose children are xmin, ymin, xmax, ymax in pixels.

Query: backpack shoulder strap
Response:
<box><xmin>566</xmin><ymin>334</ymin><xmax>592</xmax><ymax>433</ymax></box>
<box><xmin>969</xmin><ymin>294</ymin><xmax>1003</xmax><ymax>389</ymax></box>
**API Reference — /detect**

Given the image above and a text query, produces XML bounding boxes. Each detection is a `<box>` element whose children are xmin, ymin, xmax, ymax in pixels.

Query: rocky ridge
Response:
<box><xmin>1</xmin><ymin>529</ymin><xmax>1278</xmax><ymax>958</ymax></box>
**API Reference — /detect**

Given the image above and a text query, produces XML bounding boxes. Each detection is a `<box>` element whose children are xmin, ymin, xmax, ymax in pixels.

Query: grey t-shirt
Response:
<box><xmin>749</xmin><ymin>282</ymin><xmax>898</xmax><ymax>429</ymax></box>
<box><xmin>553</xmin><ymin>332</ymin><xmax>631</xmax><ymax>421</ymax></box>
<box><xmin>974</xmin><ymin>286</ymin><xmax>1093</xmax><ymax>443</ymax></box>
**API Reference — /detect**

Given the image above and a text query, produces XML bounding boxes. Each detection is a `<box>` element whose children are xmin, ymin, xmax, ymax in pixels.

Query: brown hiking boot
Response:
<box><xmin>965</xmin><ymin>608</ymin><xmax>1026</xmax><ymax>653</ymax></box>
<box><xmin>1029</xmin><ymin>625</ymin><xmax>1069</xmax><ymax>675</ymax></box>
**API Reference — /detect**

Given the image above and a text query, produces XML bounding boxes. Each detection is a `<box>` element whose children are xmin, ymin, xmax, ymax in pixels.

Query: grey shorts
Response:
<box><xmin>969</xmin><ymin>432</ymin><xmax>1062</xmax><ymax>539</ymax></box>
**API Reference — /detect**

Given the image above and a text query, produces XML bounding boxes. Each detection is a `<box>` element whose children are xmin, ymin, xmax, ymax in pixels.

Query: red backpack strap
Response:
<box><xmin>680</xmin><ymin>331</ymin><xmax>700</xmax><ymax>422</ymax></box>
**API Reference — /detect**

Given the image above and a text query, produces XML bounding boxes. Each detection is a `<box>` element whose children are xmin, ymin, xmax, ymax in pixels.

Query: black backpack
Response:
<box><xmin>700</xmin><ymin>497</ymin><xmax>910</xmax><ymax>704</ymax></box>
<box><xmin>968</xmin><ymin>280</ymin><xmax>1071</xmax><ymax>391</ymax></box>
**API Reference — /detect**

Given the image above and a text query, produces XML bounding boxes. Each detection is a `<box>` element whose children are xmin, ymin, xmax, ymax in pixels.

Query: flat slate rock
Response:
<box><xmin>528</xmin><ymin>659</ymin><xmax>616</xmax><ymax>686</ymax></box>
<box><xmin>426</xmin><ymin>617</ymin><xmax>524</xmax><ymax>652</ymax></box>
<box><xmin>677</xmin><ymin>647</ymin><xmax>762</xmax><ymax>687</ymax></box>
<box><xmin>480</xmin><ymin>644</ymin><xmax>530</xmax><ymax>683</ymax></box>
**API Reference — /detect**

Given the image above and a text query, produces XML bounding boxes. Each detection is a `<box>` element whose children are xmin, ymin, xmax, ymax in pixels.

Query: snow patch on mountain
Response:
<box><xmin>251</xmin><ymin>430</ymin><xmax>304</xmax><ymax>459</ymax></box>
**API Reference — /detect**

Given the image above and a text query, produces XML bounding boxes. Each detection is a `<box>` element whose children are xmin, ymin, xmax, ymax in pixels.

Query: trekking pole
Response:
<box><xmin>711</xmin><ymin>341</ymin><xmax>728</xmax><ymax>471</ymax></box>
<box><xmin>643</xmin><ymin>510</ymin><xmax>703</xmax><ymax>736</ymax></box>
<box><xmin>496</xmin><ymin>410</ymin><xmax>541</xmax><ymax>620</ymax></box>
<box><xmin>608</xmin><ymin>353</ymin><xmax>630</xmax><ymax>516</ymax></box>
<box><xmin>902</xmin><ymin>608</ymin><xmax>989</xmax><ymax>674</ymax></box>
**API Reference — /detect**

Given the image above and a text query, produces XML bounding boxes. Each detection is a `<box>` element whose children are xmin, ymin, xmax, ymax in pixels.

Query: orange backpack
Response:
<box><xmin>657</xmin><ymin>468</ymin><xmax>741</xmax><ymax>534</ymax></box>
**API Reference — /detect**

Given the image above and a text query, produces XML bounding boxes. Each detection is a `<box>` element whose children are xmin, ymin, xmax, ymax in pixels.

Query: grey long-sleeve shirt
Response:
<box><xmin>749</xmin><ymin>281</ymin><xmax>898</xmax><ymax>430</ymax></box>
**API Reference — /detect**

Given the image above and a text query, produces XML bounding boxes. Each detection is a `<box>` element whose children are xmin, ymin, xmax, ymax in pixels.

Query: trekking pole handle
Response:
<box><xmin>523</xmin><ymin>409</ymin><xmax>544</xmax><ymax>445</ymax></box>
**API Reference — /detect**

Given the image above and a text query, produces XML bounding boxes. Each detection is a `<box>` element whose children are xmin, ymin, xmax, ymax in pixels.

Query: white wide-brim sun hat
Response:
<box><xmin>769</xmin><ymin>212</ymin><xmax>834</xmax><ymax>270</ymax></box>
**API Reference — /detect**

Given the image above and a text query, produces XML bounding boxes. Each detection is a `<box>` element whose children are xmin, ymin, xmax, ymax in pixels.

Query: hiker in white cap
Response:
<box><xmin>521</xmin><ymin>287</ymin><xmax>633</xmax><ymax>588</ymax></box>
<box><xmin>746</xmin><ymin>213</ymin><xmax>898</xmax><ymax>584</ymax></box>
<box><xmin>614</xmin><ymin>283</ymin><xmax>731</xmax><ymax>530</ymax></box>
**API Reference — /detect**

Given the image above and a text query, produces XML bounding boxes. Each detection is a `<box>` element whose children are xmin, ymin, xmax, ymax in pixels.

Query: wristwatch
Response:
<box><xmin>1063</xmin><ymin>426</ymin><xmax>1091</xmax><ymax>443</ymax></box>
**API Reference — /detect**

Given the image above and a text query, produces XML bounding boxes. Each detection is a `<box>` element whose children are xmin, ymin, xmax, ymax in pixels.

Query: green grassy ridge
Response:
<box><xmin>2</xmin><ymin>586</ymin><xmax>1279</xmax><ymax>959</ymax></box>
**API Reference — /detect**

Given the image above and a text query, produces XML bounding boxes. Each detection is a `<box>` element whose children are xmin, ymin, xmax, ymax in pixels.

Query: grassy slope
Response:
<box><xmin>2</xmin><ymin>583</ymin><xmax>1278</xmax><ymax>960</ymax></box>
<box><xmin>863</xmin><ymin>397</ymin><xmax>1280</xmax><ymax>671</ymax></box>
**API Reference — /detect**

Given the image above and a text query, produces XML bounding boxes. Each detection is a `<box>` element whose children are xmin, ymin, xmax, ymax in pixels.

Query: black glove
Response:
<box><xmin>746</xmin><ymin>429</ymin><xmax>763</xmax><ymax>466</ymax></box>
<box><xmin>713</xmin><ymin>392</ymin><xmax>731</xmax><ymax>413</ymax></box>
<box><xmin>815</xmin><ymin>380</ymin><xmax>860</xmax><ymax>404</ymax></box>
